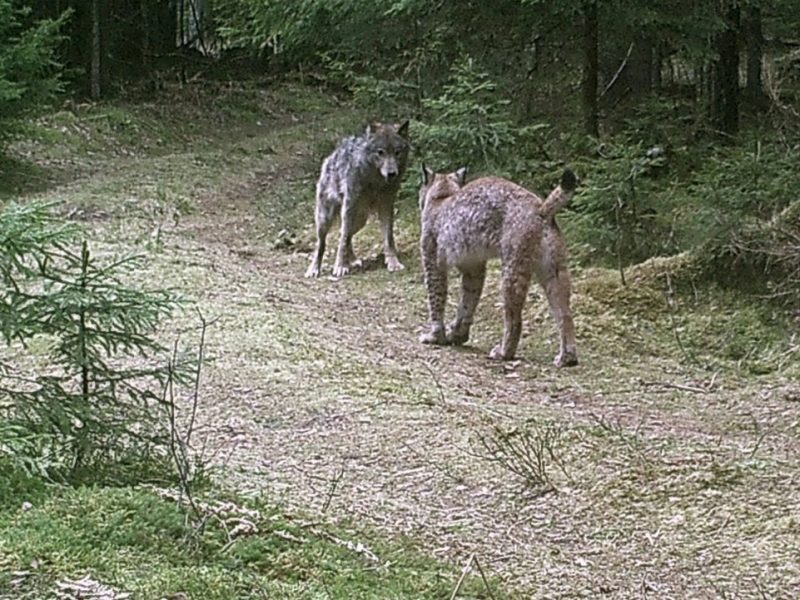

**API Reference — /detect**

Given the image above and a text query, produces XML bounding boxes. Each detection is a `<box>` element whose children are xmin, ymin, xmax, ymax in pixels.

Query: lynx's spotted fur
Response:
<box><xmin>418</xmin><ymin>166</ymin><xmax>578</xmax><ymax>366</ymax></box>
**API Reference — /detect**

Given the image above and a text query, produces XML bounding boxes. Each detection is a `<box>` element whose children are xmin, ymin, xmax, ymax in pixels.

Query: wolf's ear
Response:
<box><xmin>366</xmin><ymin>121</ymin><xmax>381</xmax><ymax>135</ymax></box>
<box><xmin>397</xmin><ymin>120</ymin><xmax>410</xmax><ymax>139</ymax></box>
<box><xmin>454</xmin><ymin>166</ymin><xmax>468</xmax><ymax>186</ymax></box>
<box><xmin>421</xmin><ymin>163</ymin><xmax>434</xmax><ymax>186</ymax></box>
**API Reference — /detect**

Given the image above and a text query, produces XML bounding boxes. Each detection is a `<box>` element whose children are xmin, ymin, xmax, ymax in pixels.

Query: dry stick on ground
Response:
<box><xmin>422</xmin><ymin>360</ymin><xmax>448</xmax><ymax>409</ymax></box>
<box><xmin>473</xmin><ymin>555</ymin><xmax>498</xmax><ymax>600</ymax></box>
<box><xmin>663</xmin><ymin>273</ymin><xmax>701</xmax><ymax>367</ymax></box>
<box><xmin>449</xmin><ymin>553</ymin><xmax>498</xmax><ymax>600</ymax></box>
<box><xmin>321</xmin><ymin>463</ymin><xmax>345</xmax><ymax>512</ymax></box>
<box><xmin>449</xmin><ymin>553</ymin><xmax>475</xmax><ymax>600</ymax></box>
<box><xmin>165</xmin><ymin>339</ymin><xmax>203</xmax><ymax>525</ymax></box>
<box><xmin>165</xmin><ymin>312</ymin><xmax>215</xmax><ymax>528</ymax></box>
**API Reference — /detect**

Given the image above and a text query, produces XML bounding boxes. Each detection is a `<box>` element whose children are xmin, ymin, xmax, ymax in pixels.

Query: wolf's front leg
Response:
<box><xmin>333</xmin><ymin>198</ymin><xmax>356</xmax><ymax>278</ymax></box>
<box><xmin>378</xmin><ymin>199</ymin><xmax>404</xmax><ymax>272</ymax></box>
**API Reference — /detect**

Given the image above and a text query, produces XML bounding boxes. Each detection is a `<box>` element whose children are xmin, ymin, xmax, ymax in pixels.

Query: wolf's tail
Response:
<box><xmin>540</xmin><ymin>169</ymin><xmax>577</xmax><ymax>219</ymax></box>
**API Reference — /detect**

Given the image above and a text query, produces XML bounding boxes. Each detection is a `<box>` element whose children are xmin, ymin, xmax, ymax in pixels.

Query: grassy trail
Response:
<box><xmin>3</xmin><ymin>82</ymin><xmax>799</xmax><ymax>598</ymax></box>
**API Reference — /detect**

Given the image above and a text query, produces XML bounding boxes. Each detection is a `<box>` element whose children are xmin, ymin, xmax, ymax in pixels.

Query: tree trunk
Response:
<box><xmin>90</xmin><ymin>0</ymin><xmax>101</xmax><ymax>99</ymax></box>
<box><xmin>582</xmin><ymin>0</ymin><xmax>599</xmax><ymax>137</ymax></box>
<box><xmin>141</xmin><ymin>0</ymin><xmax>151</xmax><ymax>68</ymax></box>
<box><xmin>710</xmin><ymin>0</ymin><xmax>740</xmax><ymax>137</ymax></box>
<box><xmin>744</xmin><ymin>4</ymin><xmax>767</xmax><ymax>109</ymax></box>
<box><xmin>652</xmin><ymin>42</ymin><xmax>663</xmax><ymax>93</ymax></box>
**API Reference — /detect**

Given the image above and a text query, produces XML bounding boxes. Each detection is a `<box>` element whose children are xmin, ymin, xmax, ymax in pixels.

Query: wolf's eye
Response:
<box><xmin>377</xmin><ymin>148</ymin><xmax>386</xmax><ymax>157</ymax></box>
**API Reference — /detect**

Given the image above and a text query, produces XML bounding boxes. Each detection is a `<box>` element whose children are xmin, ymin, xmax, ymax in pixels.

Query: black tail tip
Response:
<box><xmin>560</xmin><ymin>169</ymin><xmax>577</xmax><ymax>192</ymax></box>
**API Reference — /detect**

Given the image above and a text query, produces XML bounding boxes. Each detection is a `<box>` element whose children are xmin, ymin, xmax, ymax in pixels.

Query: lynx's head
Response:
<box><xmin>364</xmin><ymin>120</ymin><xmax>410</xmax><ymax>183</ymax></box>
<box><xmin>418</xmin><ymin>165</ymin><xmax>468</xmax><ymax>211</ymax></box>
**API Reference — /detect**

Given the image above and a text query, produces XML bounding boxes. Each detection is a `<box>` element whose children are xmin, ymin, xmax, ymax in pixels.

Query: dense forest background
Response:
<box><xmin>5</xmin><ymin>0</ymin><xmax>800</xmax><ymax>294</ymax></box>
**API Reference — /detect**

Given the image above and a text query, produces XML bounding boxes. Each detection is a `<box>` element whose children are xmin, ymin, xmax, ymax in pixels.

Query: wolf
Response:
<box><xmin>417</xmin><ymin>166</ymin><xmax>578</xmax><ymax>366</ymax></box>
<box><xmin>305</xmin><ymin>121</ymin><xmax>410</xmax><ymax>278</ymax></box>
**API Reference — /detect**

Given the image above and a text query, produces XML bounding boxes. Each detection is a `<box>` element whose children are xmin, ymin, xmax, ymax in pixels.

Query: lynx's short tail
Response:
<box><xmin>540</xmin><ymin>169</ymin><xmax>577</xmax><ymax>219</ymax></box>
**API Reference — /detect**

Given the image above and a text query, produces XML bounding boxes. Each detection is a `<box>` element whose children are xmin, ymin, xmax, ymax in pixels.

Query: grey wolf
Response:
<box><xmin>306</xmin><ymin>121</ymin><xmax>410</xmax><ymax>278</ymax></box>
<box><xmin>417</xmin><ymin>166</ymin><xmax>578</xmax><ymax>366</ymax></box>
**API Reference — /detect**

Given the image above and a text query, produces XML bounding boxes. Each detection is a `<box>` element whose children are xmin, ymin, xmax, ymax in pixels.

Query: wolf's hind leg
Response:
<box><xmin>306</xmin><ymin>192</ymin><xmax>336</xmax><ymax>278</ymax></box>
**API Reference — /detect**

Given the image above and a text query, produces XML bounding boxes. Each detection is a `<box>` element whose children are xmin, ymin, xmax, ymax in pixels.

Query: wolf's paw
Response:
<box><xmin>420</xmin><ymin>328</ymin><xmax>446</xmax><ymax>345</ymax></box>
<box><xmin>332</xmin><ymin>263</ymin><xmax>351</xmax><ymax>278</ymax></box>
<box><xmin>489</xmin><ymin>344</ymin><xmax>514</xmax><ymax>361</ymax></box>
<box><xmin>305</xmin><ymin>263</ymin><xmax>321</xmax><ymax>278</ymax></box>
<box><xmin>386</xmin><ymin>256</ymin><xmax>405</xmax><ymax>272</ymax></box>
<box><xmin>554</xmin><ymin>352</ymin><xmax>578</xmax><ymax>368</ymax></box>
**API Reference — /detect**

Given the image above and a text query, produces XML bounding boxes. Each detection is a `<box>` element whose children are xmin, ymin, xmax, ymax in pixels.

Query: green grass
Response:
<box><xmin>0</xmin><ymin>474</ymin><xmax>503</xmax><ymax>599</ymax></box>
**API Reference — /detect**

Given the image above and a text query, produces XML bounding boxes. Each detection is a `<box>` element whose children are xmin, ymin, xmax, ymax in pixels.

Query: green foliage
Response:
<box><xmin>0</xmin><ymin>201</ymin><xmax>185</xmax><ymax>482</ymax></box>
<box><xmin>0</xmin><ymin>1</ymin><xmax>68</xmax><ymax>143</ymax></box>
<box><xmin>566</xmin><ymin>139</ymin><xmax>669</xmax><ymax>265</ymax></box>
<box><xmin>0</xmin><ymin>485</ymin><xmax>508</xmax><ymax>599</ymax></box>
<box><xmin>415</xmin><ymin>55</ymin><xmax>548</xmax><ymax>172</ymax></box>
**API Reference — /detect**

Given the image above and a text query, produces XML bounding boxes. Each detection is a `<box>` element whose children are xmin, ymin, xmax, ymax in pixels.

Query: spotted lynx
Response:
<box><xmin>418</xmin><ymin>166</ymin><xmax>578</xmax><ymax>366</ymax></box>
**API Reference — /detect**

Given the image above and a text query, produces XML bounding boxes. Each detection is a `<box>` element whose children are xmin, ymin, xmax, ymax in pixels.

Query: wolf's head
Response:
<box><xmin>418</xmin><ymin>165</ymin><xmax>468</xmax><ymax>211</ymax></box>
<box><xmin>364</xmin><ymin>120</ymin><xmax>410</xmax><ymax>183</ymax></box>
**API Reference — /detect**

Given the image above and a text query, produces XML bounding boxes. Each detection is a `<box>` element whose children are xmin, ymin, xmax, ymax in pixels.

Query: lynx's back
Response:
<box><xmin>424</xmin><ymin>176</ymin><xmax>544</xmax><ymax>268</ymax></box>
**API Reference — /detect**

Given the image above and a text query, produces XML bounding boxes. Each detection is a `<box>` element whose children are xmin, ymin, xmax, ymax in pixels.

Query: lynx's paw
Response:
<box><xmin>420</xmin><ymin>327</ymin><xmax>446</xmax><ymax>345</ymax></box>
<box><xmin>489</xmin><ymin>344</ymin><xmax>514</xmax><ymax>361</ymax></box>
<box><xmin>445</xmin><ymin>325</ymin><xmax>470</xmax><ymax>346</ymax></box>
<box><xmin>554</xmin><ymin>352</ymin><xmax>579</xmax><ymax>368</ymax></box>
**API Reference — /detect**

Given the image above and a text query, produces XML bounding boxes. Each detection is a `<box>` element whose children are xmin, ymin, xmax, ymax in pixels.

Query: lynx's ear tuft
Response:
<box><xmin>560</xmin><ymin>169</ymin><xmax>577</xmax><ymax>192</ymax></box>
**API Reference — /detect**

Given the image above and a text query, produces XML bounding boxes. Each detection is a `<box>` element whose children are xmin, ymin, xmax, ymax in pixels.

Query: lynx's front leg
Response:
<box><xmin>420</xmin><ymin>237</ymin><xmax>447</xmax><ymax>345</ymax></box>
<box><xmin>447</xmin><ymin>263</ymin><xmax>487</xmax><ymax>345</ymax></box>
<box><xmin>378</xmin><ymin>198</ymin><xmax>404</xmax><ymax>272</ymax></box>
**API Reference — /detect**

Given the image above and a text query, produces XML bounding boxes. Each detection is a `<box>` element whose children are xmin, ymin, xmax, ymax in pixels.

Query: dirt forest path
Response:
<box><xmin>23</xmin><ymin>94</ymin><xmax>800</xmax><ymax>598</ymax></box>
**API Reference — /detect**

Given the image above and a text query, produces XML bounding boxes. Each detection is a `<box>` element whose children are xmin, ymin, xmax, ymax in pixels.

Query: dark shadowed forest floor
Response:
<box><xmin>4</xmin><ymin>81</ymin><xmax>800</xmax><ymax>599</ymax></box>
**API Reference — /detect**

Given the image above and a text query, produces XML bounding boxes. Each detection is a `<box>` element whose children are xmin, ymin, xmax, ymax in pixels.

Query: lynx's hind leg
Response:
<box><xmin>490</xmin><ymin>256</ymin><xmax>535</xmax><ymax>361</ymax></box>
<box><xmin>539</xmin><ymin>267</ymin><xmax>578</xmax><ymax>367</ymax></box>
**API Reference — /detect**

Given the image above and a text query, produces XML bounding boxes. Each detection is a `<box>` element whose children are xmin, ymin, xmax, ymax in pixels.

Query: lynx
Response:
<box><xmin>418</xmin><ymin>166</ymin><xmax>578</xmax><ymax>366</ymax></box>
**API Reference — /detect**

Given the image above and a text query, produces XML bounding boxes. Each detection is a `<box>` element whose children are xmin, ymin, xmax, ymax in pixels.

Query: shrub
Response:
<box><xmin>0</xmin><ymin>2</ymin><xmax>68</xmax><ymax>144</ymax></box>
<box><xmin>415</xmin><ymin>55</ymin><xmax>548</xmax><ymax>172</ymax></box>
<box><xmin>0</xmin><ymin>201</ymin><xmax>187</xmax><ymax>482</ymax></box>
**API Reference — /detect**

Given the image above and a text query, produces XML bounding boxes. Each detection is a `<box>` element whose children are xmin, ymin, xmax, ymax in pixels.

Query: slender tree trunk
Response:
<box><xmin>582</xmin><ymin>0</ymin><xmax>599</xmax><ymax>137</ymax></box>
<box><xmin>710</xmin><ymin>0</ymin><xmax>740</xmax><ymax>137</ymax></box>
<box><xmin>141</xmin><ymin>0</ymin><xmax>151</xmax><ymax>68</ymax></box>
<box><xmin>744</xmin><ymin>4</ymin><xmax>767</xmax><ymax>109</ymax></box>
<box><xmin>90</xmin><ymin>0</ymin><xmax>101</xmax><ymax>99</ymax></box>
<box><xmin>652</xmin><ymin>42</ymin><xmax>663</xmax><ymax>93</ymax></box>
